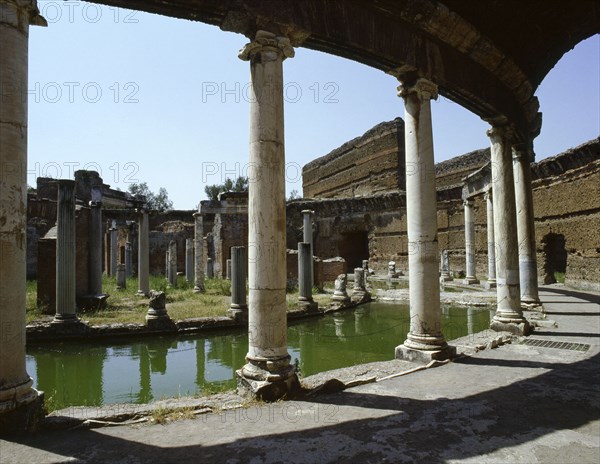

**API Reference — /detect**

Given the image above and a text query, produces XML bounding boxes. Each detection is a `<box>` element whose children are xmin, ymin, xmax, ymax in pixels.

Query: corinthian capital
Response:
<box><xmin>397</xmin><ymin>78</ymin><xmax>438</xmax><ymax>102</ymax></box>
<box><xmin>0</xmin><ymin>0</ymin><xmax>47</xmax><ymax>26</ymax></box>
<box><xmin>238</xmin><ymin>30</ymin><xmax>295</xmax><ymax>61</ymax></box>
<box><xmin>486</xmin><ymin>121</ymin><xmax>513</xmax><ymax>145</ymax></box>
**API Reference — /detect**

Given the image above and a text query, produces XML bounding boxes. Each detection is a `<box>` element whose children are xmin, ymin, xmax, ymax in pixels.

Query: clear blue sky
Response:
<box><xmin>27</xmin><ymin>3</ymin><xmax>599</xmax><ymax>210</ymax></box>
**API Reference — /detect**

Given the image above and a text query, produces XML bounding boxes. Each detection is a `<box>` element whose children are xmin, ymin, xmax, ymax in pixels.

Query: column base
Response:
<box><xmin>136</xmin><ymin>290</ymin><xmax>149</xmax><ymax>297</ymax></box>
<box><xmin>51</xmin><ymin>314</ymin><xmax>80</xmax><ymax>325</ymax></box>
<box><xmin>440</xmin><ymin>274</ymin><xmax>453</xmax><ymax>282</ymax></box>
<box><xmin>298</xmin><ymin>299</ymin><xmax>319</xmax><ymax>313</ymax></box>
<box><xmin>227</xmin><ymin>306</ymin><xmax>248</xmax><ymax>322</ymax></box>
<box><xmin>351</xmin><ymin>291</ymin><xmax>371</xmax><ymax>302</ymax></box>
<box><xmin>193</xmin><ymin>285</ymin><xmax>205</xmax><ymax>294</ymax></box>
<box><xmin>521</xmin><ymin>298</ymin><xmax>543</xmax><ymax>312</ymax></box>
<box><xmin>332</xmin><ymin>294</ymin><xmax>350</xmax><ymax>305</ymax></box>
<box><xmin>483</xmin><ymin>280</ymin><xmax>497</xmax><ymax>289</ymax></box>
<box><xmin>490</xmin><ymin>316</ymin><xmax>532</xmax><ymax>336</ymax></box>
<box><xmin>395</xmin><ymin>343</ymin><xmax>456</xmax><ymax>363</ymax></box>
<box><xmin>0</xmin><ymin>385</ymin><xmax>45</xmax><ymax>435</ymax></box>
<box><xmin>462</xmin><ymin>277</ymin><xmax>480</xmax><ymax>285</ymax></box>
<box><xmin>236</xmin><ymin>356</ymin><xmax>299</xmax><ymax>401</ymax></box>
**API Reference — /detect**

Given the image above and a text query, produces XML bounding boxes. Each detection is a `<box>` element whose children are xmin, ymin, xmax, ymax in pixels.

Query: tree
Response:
<box><xmin>204</xmin><ymin>176</ymin><xmax>248</xmax><ymax>201</ymax></box>
<box><xmin>128</xmin><ymin>182</ymin><xmax>173</xmax><ymax>211</ymax></box>
<box><xmin>287</xmin><ymin>189</ymin><xmax>301</xmax><ymax>201</ymax></box>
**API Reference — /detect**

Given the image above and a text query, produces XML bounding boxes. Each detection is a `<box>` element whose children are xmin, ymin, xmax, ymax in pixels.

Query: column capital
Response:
<box><xmin>238</xmin><ymin>30</ymin><xmax>295</xmax><ymax>62</ymax></box>
<box><xmin>512</xmin><ymin>142</ymin><xmax>535</xmax><ymax>163</ymax></box>
<box><xmin>463</xmin><ymin>198</ymin><xmax>474</xmax><ymax>207</ymax></box>
<box><xmin>193</xmin><ymin>211</ymin><xmax>203</xmax><ymax>218</ymax></box>
<box><xmin>397</xmin><ymin>77</ymin><xmax>438</xmax><ymax>102</ymax></box>
<box><xmin>484</xmin><ymin>189</ymin><xmax>492</xmax><ymax>201</ymax></box>
<box><xmin>0</xmin><ymin>0</ymin><xmax>47</xmax><ymax>26</ymax></box>
<box><xmin>301</xmin><ymin>209</ymin><xmax>314</xmax><ymax>216</ymax></box>
<box><xmin>486</xmin><ymin>123</ymin><xmax>514</xmax><ymax>144</ymax></box>
<box><xmin>89</xmin><ymin>200</ymin><xmax>102</xmax><ymax>208</ymax></box>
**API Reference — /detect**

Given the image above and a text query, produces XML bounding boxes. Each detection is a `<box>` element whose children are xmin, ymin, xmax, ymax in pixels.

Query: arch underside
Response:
<box><xmin>88</xmin><ymin>0</ymin><xmax>599</xmax><ymax>140</ymax></box>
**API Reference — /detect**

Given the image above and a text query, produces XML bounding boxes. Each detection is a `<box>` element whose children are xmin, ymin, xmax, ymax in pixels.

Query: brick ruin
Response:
<box><xmin>298</xmin><ymin>119</ymin><xmax>600</xmax><ymax>290</ymax></box>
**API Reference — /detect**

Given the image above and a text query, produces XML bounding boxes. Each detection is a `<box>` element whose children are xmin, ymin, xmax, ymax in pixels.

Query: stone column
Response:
<box><xmin>167</xmin><ymin>240</ymin><xmax>177</xmax><ymax>287</ymax></box>
<box><xmin>302</xmin><ymin>210</ymin><xmax>314</xmax><ymax>287</ymax></box>
<box><xmin>109</xmin><ymin>223</ymin><xmax>117</xmax><ymax>277</ymax></box>
<box><xmin>136</xmin><ymin>210</ymin><xmax>149</xmax><ymax>296</ymax></box>
<box><xmin>298</xmin><ymin>242</ymin><xmax>317</xmax><ymax>311</ymax></box>
<box><xmin>185</xmin><ymin>238</ymin><xmax>194</xmax><ymax>283</ymax></box>
<box><xmin>53</xmin><ymin>180</ymin><xmax>79</xmax><ymax>324</ymax></box>
<box><xmin>463</xmin><ymin>199</ymin><xmax>480</xmax><ymax>284</ymax></box>
<box><xmin>116</xmin><ymin>263</ymin><xmax>126</xmax><ymax>289</ymax></box>
<box><xmin>352</xmin><ymin>267</ymin><xmax>370</xmax><ymax>301</ymax></box>
<box><xmin>226</xmin><ymin>259</ymin><xmax>232</xmax><ymax>280</ymax></box>
<box><xmin>88</xmin><ymin>199</ymin><xmax>103</xmax><ymax>295</ymax></box>
<box><xmin>487</xmin><ymin>124</ymin><xmax>531</xmax><ymax>335</ymax></box>
<box><xmin>395</xmin><ymin>77</ymin><xmax>453</xmax><ymax>362</ymax></box>
<box><xmin>484</xmin><ymin>190</ymin><xmax>497</xmax><ymax>289</ymax></box>
<box><xmin>440</xmin><ymin>249</ymin><xmax>452</xmax><ymax>282</ymax></box>
<box><xmin>206</xmin><ymin>257</ymin><xmax>214</xmax><ymax>279</ymax></box>
<box><xmin>513</xmin><ymin>145</ymin><xmax>541</xmax><ymax>307</ymax></box>
<box><xmin>228</xmin><ymin>246</ymin><xmax>248</xmax><ymax>319</ymax></box>
<box><xmin>237</xmin><ymin>30</ymin><xmax>299</xmax><ymax>400</ymax></box>
<box><xmin>193</xmin><ymin>212</ymin><xmax>205</xmax><ymax>293</ymax></box>
<box><xmin>125</xmin><ymin>242</ymin><xmax>133</xmax><ymax>278</ymax></box>
<box><xmin>0</xmin><ymin>0</ymin><xmax>45</xmax><ymax>432</ymax></box>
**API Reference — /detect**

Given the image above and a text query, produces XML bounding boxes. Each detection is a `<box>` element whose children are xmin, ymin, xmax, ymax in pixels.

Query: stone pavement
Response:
<box><xmin>1</xmin><ymin>285</ymin><xmax>599</xmax><ymax>463</ymax></box>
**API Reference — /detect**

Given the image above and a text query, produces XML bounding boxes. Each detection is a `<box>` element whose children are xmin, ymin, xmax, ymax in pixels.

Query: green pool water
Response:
<box><xmin>26</xmin><ymin>303</ymin><xmax>492</xmax><ymax>411</ymax></box>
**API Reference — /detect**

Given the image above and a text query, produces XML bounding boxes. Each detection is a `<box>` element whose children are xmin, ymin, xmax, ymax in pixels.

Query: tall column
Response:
<box><xmin>185</xmin><ymin>238</ymin><xmax>194</xmax><ymax>283</ymax></box>
<box><xmin>302</xmin><ymin>210</ymin><xmax>314</xmax><ymax>288</ymax></box>
<box><xmin>228</xmin><ymin>246</ymin><xmax>248</xmax><ymax>320</ymax></box>
<box><xmin>88</xmin><ymin>198</ymin><xmax>103</xmax><ymax>295</ymax></box>
<box><xmin>513</xmin><ymin>144</ymin><xmax>541</xmax><ymax>307</ymax></box>
<box><xmin>237</xmin><ymin>30</ymin><xmax>299</xmax><ymax>399</ymax></box>
<box><xmin>167</xmin><ymin>240</ymin><xmax>177</xmax><ymax>287</ymax></box>
<box><xmin>487</xmin><ymin>124</ymin><xmax>531</xmax><ymax>335</ymax></box>
<box><xmin>463</xmin><ymin>199</ymin><xmax>480</xmax><ymax>284</ymax></box>
<box><xmin>193</xmin><ymin>212</ymin><xmax>205</xmax><ymax>293</ymax></box>
<box><xmin>395</xmin><ymin>76</ymin><xmax>453</xmax><ymax>362</ymax></box>
<box><xmin>298</xmin><ymin>242</ymin><xmax>317</xmax><ymax>311</ymax></box>
<box><xmin>53</xmin><ymin>180</ymin><xmax>79</xmax><ymax>324</ymax></box>
<box><xmin>125</xmin><ymin>242</ymin><xmax>133</xmax><ymax>278</ymax></box>
<box><xmin>0</xmin><ymin>0</ymin><xmax>45</xmax><ymax>432</ymax></box>
<box><xmin>484</xmin><ymin>189</ymin><xmax>497</xmax><ymax>289</ymax></box>
<box><xmin>136</xmin><ymin>209</ymin><xmax>149</xmax><ymax>296</ymax></box>
<box><xmin>109</xmin><ymin>222</ymin><xmax>117</xmax><ymax>277</ymax></box>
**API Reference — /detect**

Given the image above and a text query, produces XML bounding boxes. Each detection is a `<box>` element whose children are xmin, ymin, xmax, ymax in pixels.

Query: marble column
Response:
<box><xmin>125</xmin><ymin>242</ymin><xmax>133</xmax><ymax>278</ymax></box>
<box><xmin>228</xmin><ymin>246</ymin><xmax>248</xmax><ymax>319</ymax></box>
<box><xmin>302</xmin><ymin>210</ymin><xmax>314</xmax><ymax>287</ymax></box>
<box><xmin>109</xmin><ymin>223</ymin><xmax>117</xmax><ymax>277</ymax></box>
<box><xmin>185</xmin><ymin>238</ymin><xmax>194</xmax><ymax>283</ymax></box>
<box><xmin>513</xmin><ymin>144</ymin><xmax>542</xmax><ymax>307</ymax></box>
<box><xmin>0</xmin><ymin>0</ymin><xmax>45</xmax><ymax>432</ymax></box>
<box><xmin>136</xmin><ymin>210</ymin><xmax>149</xmax><ymax>296</ymax></box>
<box><xmin>352</xmin><ymin>267</ymin><xmax>370</xmax><ymax>301</ymax></box>
<box><xmin>440</xmin><ymin>249</ymin><xmax>453</xmax><ymax>282</ymax></box>
<box><xmin>167</xmin><ymin>240</ymin><xmax>177</xmax><ymax>287</ymax></box>
<box><xmin>484</xmin><ymin>189</ymin><xmax>497</xmax><ymax>289</ymax></box>
<box><xmin>237</xmin><ymin>30</ymin><xmax>299</xmax><ymax>399</ymax></box>
<box><xmin>487</xmin><ymin>124</ymin><xmax>531</xmax><ymax>335</ymax></box>
<box><xmin>193</xmin><ymin>212</ymin><xmax>205</xmax><ymax>293</ymax></box>
<box><xmin>88</xmin><ymin>198</ymin><xmax>103</xmax><ymax>295</ymax></box>
<box><xmin>53</xmin><ymin>180</ymin><xmax>79</xmax><ymax>324</ymax></box>
<box><xmin>298</xmin><ymin>242</ymin><xmax>317</xmax><ymax>311</ymax></box>
<box><xmin>395</xmin><ymin>77</ymin><xmax>453</xmax><ymax>362</ymax></box>
<box><xmin>463</xmin><ymin>199</ymin><xmax>480</xmax><ymax>284</ymax></box>
<box><xmin>226</xmin><ymin>259</ymin><xmax>232</xmax><ymax>281</ymax></box>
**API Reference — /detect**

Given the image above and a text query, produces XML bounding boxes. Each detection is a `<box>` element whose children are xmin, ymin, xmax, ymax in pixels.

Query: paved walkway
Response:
<box><xmin>1</xmin><ymin>285</ymin><xmax>599</xmax><ymax>463</ymax></box>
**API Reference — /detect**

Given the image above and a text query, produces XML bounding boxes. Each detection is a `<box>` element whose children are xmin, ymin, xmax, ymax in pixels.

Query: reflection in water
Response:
<box><xmin>26</xmin><ymin>303</ymin><xmax>490</xmax><ymax>411</ymax></box>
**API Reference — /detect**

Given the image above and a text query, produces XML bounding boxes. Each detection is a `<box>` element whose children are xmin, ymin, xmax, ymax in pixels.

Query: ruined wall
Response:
<box><xmin>302</xmin><ymin>119</ymin><xmax>405</xmax><ymax>198</ymax></box>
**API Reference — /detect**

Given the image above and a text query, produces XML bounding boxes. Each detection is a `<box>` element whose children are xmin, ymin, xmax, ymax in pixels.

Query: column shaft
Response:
<box><xmin>185</xmin><ymin>238</ymin><xmax>194</xmax><ymax>283</ymax></box>
<box><xmin>54</xmin><ymin>180</ymin><xmax>78</xmax><ymax>323</ymax></box>
<box><xmin>88</xmin><ymin>201</ymin><xmax>103</xmax><ymax>294</ymax></box>
<box><xmin>298</xmin><ymin>242</ymin><xmax>313</xmax><ymax>303</ymax></box>
<box><xmin>109</xmin><ymin>225</ymin><xmax>117</xmax><ymax>277</ymax></box>
<box><xmin>487</xmin><ymin>124</ymin><xmax>530</xmax><ymax>335</ymax></box>
<box><xmin>229</xmin><ymin>246</ymin><xmax>248</xmax><ymax>318</ymax></box>
<box><xmin>485</xmin><ymin>190</ymin><xmax>497</xmax><ymax>288</ymax></box>
<box><xmin>0</xmin><ymin>0</ymin><xmax>44</xmax><ymax>430</ymax></box>
<box><xmin>168</xmin><ymin>240</ymin><xmax>177</xmax><ymax>287</ymax></box>
<box><xmin>193</xmin><ymin>212</ymin><xmax>205</xmax><ymax>292</ymax></box>
<box><xmin>513</xmin><ymin>146</ymin><xmax>541</xmax><ymax>306</ymax></box>
<box><xmin>302</xmin><ymin>210</ymin><xmax>314</xmax><ymax>288</ymax></box>
<box><xmin>396</xmin><ymin>77</ymin><xmax>452</xmax><ymax>361</ymax></box>
<box><xmin>137</xmin><ymin>211</ymin><xmax>149</xmax><ymax>296</ymax></box>
<box><xmin>237</xmin><ymin>30</ymin><xmax>298</xmax><ymax>398</ymax></box>
<box><xmin>463</xmin><ymin>199</ymin><xmax>479</xmax><ymax>284</ymax></box>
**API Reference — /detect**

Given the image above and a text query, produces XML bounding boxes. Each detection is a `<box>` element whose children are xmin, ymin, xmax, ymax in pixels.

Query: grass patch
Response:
<box><xmin>554</xmin><ymin>272</ymin><xmax>566</xmax><ymax>283</ymax></box>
